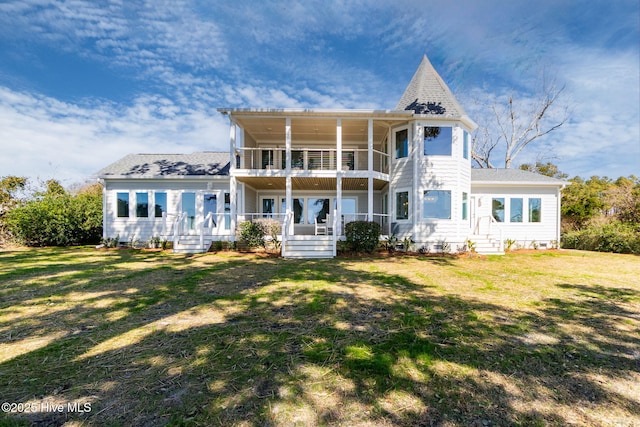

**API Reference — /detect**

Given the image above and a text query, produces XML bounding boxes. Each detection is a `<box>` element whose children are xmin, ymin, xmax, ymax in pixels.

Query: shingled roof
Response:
<box><xmin>97</xmin><ymin>152</ymin><xmax>230</xmax><ymax>178</ymax></box>
<box><xmin>471</xmin><ymin>168</ymin><xmax>566</xmax><ymax>185</ymax></box>
<box><xmin>395</xmin><ymin>55</ymin><xmax>468</xmax><ymax>119</ymax></box>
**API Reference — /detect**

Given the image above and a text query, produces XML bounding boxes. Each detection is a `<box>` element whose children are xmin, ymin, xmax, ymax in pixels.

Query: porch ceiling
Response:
<box><xmin>238</xmin><ymin>176</ymin><xmax>388</xmax><ymax>191</ymax></box>
<box><xmin>235</xmin><ymin>116</ymin><xmax>398</xmax><ymax>145</ymax></box>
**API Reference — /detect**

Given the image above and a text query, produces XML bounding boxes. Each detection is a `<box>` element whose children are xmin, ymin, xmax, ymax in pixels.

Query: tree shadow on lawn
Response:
<box><xmin>0</xmin><ymin>254</ymin><xmax>639</xmax><ymax>426</ymax></box>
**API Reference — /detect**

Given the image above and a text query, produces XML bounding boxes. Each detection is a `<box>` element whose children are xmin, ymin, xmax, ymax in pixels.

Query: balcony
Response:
<box><xmin>236</xmin><ymin>147</ymin><xmax>389</xmax><ymax>173</ymax></box>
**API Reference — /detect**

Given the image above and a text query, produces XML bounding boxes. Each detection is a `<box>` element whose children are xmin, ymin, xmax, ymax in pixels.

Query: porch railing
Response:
<box><xmin>235</xmin><ymin>147</ymin><xmax>389</xmax><ymax>173</ymax></box>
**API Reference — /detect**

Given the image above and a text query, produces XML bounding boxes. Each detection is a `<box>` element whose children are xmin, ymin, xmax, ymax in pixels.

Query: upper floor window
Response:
<box><xmin>424</xmin><ymin>126</ymin><xmax>452</xmax><ymax>156</ymax></box>
<box><xmin>395</xmin><ymin>129</ymin><xmax>408</xmax><ymax>159</ymax></box>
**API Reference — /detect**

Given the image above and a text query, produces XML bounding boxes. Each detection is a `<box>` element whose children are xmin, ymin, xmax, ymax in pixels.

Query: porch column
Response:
<box><xmin>336</xmin><ymin>119</ymin><xmax>342</xmax><ymax>171</ymax></box>
<box><xmin>229</xmin><ymin>119</ymin><xmax>236</xmax><ymax>171</ymax></box>
<box><xmin>285</xmin><ymin>118</ymin><xmax>293</xmax><ymax>234</ymax></box>
<box><xmin>336</xmin><ymin>118</ymin><xmax>343</xmax><ymax>234</ymax></box>
<box><xmin>336</xmin><ymin>172</ymin><xmax>342</xmax><ymax>235</ymax></box>
<box><xmin>367</xmin><ymin>119</ymin><xmax>373</xmax><ymax>221</ymax></box>
<box><xmin>229</xmin><ymin>119</ymin><xmax>237</xmax><ymax>241</ymax></box>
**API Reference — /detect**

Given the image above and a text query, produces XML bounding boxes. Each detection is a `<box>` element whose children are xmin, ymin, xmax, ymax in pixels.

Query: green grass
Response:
<box><xmin>0</xmin><ymin>247</ymin><xmax>639</xmax><ymax>426</ymax></box>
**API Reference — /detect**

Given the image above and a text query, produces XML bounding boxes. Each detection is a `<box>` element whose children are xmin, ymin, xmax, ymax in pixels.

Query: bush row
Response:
<box><xmin>561</xmin><ymin>221</ymin><xmax>640</xmax><ymax>254</ymax></box>
<box><xmin>6</xmin><ymin>191</ymin><xmax>103</xmax><ymax>246</ymax></box>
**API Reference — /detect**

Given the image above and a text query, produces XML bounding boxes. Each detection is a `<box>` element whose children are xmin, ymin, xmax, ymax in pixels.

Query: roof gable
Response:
<box><xmin>97</xmin><ymin>152</ymin><xmax>230</xmax><ymax>178</ymax></box>
<box><xmin>395</xmin><ymin>55</ymin><xmax>468</xmax><ymax>119</ymax></box>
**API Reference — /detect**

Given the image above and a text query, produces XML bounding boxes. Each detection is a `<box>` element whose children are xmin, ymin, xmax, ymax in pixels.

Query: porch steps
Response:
<box><xmin>283</xmin><ymin>235</ymin><xmax>334</xmax><ymax>259</ymax></box>
<box><xmin>468</xmin><ymin>235</ymin><xmax>504</xmax><ymax>255</ymax></box>
<box><xmin>173</xmin><ymin>236</ymin><xmax>213</xmax><ymax>254</ymax></box>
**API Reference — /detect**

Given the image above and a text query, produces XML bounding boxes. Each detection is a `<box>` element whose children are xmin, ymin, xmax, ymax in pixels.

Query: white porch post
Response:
<box><xmin>285</xmin><ymin>117</ymin><xmax>293</xmax><ymax>234</ymax></box>
<box><xmin>336</xmin><ymin>119</ymin><xmax>342</xmax><ymax>233</ymax></box>
<box><xmin>367</xmin><ymin>119</ymin><xmax>373</xmax><ymax>222</ymax></box>
<box><xmin>229</xmin><ymin>119</ymin><xmax>237</xmax><ymax>241</ymax></box>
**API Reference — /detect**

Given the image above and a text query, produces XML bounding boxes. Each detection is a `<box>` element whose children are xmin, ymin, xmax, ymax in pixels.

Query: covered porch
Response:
<box><xmin>236</xmin><ymin>176</ymin><xmax>391</xmax><ymax>237</ymax></box>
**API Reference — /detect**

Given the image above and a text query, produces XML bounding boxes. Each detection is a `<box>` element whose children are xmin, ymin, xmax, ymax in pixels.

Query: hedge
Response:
<box><xmin>561</xmin><ymin>221</ymin><xmax>640</xmax><ymax>254</ymax></box>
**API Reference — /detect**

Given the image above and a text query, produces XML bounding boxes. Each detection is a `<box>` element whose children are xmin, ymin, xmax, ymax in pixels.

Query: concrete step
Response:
<box><xmin>467</xmin><ymin>235</ymin><xmax>504</xmax><ymax>255</ymax></box>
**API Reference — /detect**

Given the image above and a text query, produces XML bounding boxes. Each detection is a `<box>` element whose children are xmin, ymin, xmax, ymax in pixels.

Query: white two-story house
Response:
<box><xmin>97</xmin><ymin>55</ymin><xmax>565</xmax><ymax>257</ymax></box>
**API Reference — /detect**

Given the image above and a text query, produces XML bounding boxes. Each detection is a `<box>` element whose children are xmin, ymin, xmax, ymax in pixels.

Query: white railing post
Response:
<box><xmin>332</xmin><ymin>209</ymin><xmax>338</xmax><ymax>256</ymax></box>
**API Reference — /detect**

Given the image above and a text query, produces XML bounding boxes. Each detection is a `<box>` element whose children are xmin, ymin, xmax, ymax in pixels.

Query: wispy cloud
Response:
<box><xmin>0</xmin><ymin>86</ymin><xmax>229</xmax><ymax>184</ymax></box>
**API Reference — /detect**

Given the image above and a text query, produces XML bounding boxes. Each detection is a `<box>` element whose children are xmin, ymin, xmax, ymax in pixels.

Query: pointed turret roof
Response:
<box><xmin>396</xmin><ymin>55</ymin><xmax>468</xmax><ymax>119</ymax></box>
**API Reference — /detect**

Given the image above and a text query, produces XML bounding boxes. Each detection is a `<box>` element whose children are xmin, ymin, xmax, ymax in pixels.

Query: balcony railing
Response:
<box><xmin>236</xmin><ymin>147</ymin><xmax>389</xmax><ymax>173</ymax></box>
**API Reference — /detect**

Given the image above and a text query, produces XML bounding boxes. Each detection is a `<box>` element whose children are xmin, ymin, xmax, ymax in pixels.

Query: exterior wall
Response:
<box><xmin>413</xmin><ymin>124</ymin><xmax>471</xmax><ymax>250</ymax></box>
<box><xmin>471</xmin><ymin>185</ymin><xmax>561</xmax><ymax>248</ymax></box>
<box><xmin>103</xmin><ymin>178</ymin><xmax>231</xmax><ymax>243</ymax></box>
<box><xmin>389</xmin><ymin>123</ymin><xmax>414</xmax><ymax>236</ymax></box>
<box><xmin>387</xmin><ymin>121</ymin><xmax>473</xmax><ymax>250</ymax></box>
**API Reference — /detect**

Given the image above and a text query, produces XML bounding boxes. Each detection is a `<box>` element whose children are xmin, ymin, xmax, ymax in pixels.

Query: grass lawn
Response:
<box><xmin>0</xmin><ymin>248</ymin><xmax>639</xmax><ymax>426</ymax></box>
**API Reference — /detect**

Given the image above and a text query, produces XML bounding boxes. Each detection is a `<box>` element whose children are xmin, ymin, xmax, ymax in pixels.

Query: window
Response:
<box><xmin>282</xmin><ymin>198</ymin><xmax>304</xmax><ymax>224</ymax></box>
<box><xmin>182</xmin><ymin>192</ymin><xmax>196</xmax><ymax>230</ymax></box>
<box><xmin>463</xmin><ymin>131</ymin><xmax>470</xmax><ymax>159</ymax></box>
<box><xmin>136</xmin><ymin>192</ymin><xmax>148</xmax><ymax>217</ymax></box>
<box><xmin>261</xmin><ymin>150</ymin><xmax>274</xmax><ymax>169</ymax></box>
<box><xmin>395</xmin><ymin>129</ymin><xmax>408</xmax><ymax>159</ymax></box>
<box><xmin>529</xmin><ymin>198</ymin><xmax>541</xmax><ymax>222</ymax></box>
<box><xmin>510</xmin><ymin>198</ymin><xmax>523</xmax><ymax>222</ymax></box>
<box><xmin>262</xmin><ymin>198</ymin><xmax>275</xmax><ymax>217</ymax></box>
<box><xmin>117</xmin><ymin>192</ymin><xmax>129</xmax><ymax>217</ymax></box>
<box><xmin>423</xmin><ymin>190</ymin><xmax>451</xmax><ymax>219</ymax></box>
<box><xmin>396</xmin><ymin>191</ymin><xmax>409</xmax><ymax>220</ymax></box>
<box><xmin>336</xmin><ymin>197</ymin><xmax>357</xmax><ymax>223</ymax></box>
<box><xmin>424</xmin><ymin>126</ymin><xmax>452</xmax><ymax>156</ymax></box>
<box><xmin>492</xmin><ymin>198</ymin><xmax>505</xmax><ymax>222</ymax></box>
<box><xmin>155</xmin><ymin>192</ymin><xmax>167</xmax><ymax>218</ymax></box>
<box><xmin>224</xmin><ymin>193</ymin><xmax>231</xmax><ymax>229</ymax></box>
<box><xmin>342</xmin><ymin>151</ymin><xmax>355</xmax><ymax>170</ymax></box>
<box><xmin>308</xmin><ymin>198</ymin><xmax>330</xmax><ymax>224</ymax></box>
<box><xmin>204</xmin><ymin>194</ymin><xmax>217</xmax><ymax>226</ymax></box>
<box><xmin>462</xmin><ymin>192</ymin><xmax>468</xmax><ymax>220</ymax></box>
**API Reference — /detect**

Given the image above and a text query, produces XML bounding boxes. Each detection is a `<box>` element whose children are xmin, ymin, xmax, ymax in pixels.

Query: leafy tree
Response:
<box><xmin>519</xmin><ymin>162</ymin><xmax>568</xmax><ymax>179</ymax></box>
<box><xmin>0</xmin><ymin>176</ymin><xmax>28</xmax><ymax>243</ymax></box>
<box><xmin>6</xmin><ymin>180</ymin><xmax>102</xmax><ymax>246</ymax></box>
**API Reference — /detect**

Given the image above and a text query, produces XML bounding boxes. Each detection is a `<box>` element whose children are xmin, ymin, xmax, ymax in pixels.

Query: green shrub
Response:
<box><xmin>238</xmin><ymin>221</ymin><xmax>265</xmax><ymax>248</ymax></box>
<box><xmin>562</xmin><ymin>221</ymin><xmax>640</xmax><ymax>254</ymax></box>
<box><xmin>6</xmin><ymin>190</ymin><xmax>102</xmax><ymax>246</ymax></box>
<box><xmin>345</xmin><ymin>221</ymin><xmax>381</xmax><ymax>253</ymax></box>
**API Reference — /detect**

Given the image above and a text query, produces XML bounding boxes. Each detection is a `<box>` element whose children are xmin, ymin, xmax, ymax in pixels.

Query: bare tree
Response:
<box><xmin>472</xmin><ymin>79</ymin><xmax>569</xmax><ymax>169</ymax></box>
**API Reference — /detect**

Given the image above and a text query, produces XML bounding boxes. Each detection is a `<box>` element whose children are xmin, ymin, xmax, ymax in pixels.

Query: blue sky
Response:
<box><xmin>0</xmin><ymin>0</ymin><xmax>638</xmax><ymax>185</ymax></box>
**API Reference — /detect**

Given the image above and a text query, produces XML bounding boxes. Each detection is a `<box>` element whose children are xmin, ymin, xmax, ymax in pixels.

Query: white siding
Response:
<box><xmin>471</xmin><ymin>185</ymin><xmax>560</xmax><ymax>247</ymax></box>
<box><xmin>411</xmin><ymin>125</ymin><xmax>471</xmax><ymax>249</ymax></box>
<box><xmin>104</xmin><ymin>179</ymin><xmax>231</xmax><ymax>243</ymax></box>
